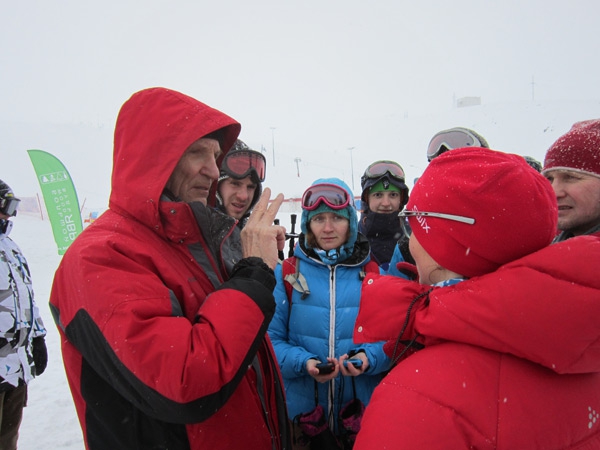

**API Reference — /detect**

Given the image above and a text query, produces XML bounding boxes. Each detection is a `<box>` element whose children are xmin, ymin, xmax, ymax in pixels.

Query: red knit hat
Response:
<box><xmin>406</xmin><ymin>147</ymin><xmax>557</xmax><ymax>278</ymax></box>
<box><xmin>543</xmin><ymin>119</ymin><xmax>600</xmax><ymax>178</ymax></box>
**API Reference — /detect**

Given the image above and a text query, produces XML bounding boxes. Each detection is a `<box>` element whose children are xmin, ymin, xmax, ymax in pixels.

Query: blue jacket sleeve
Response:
<box><xmin>351</xmin><ymin>341</ymin><xmax>391</xmax><ymax>375</ymax></box>
<box><xmin>267</xmin><ymin>264</ymin><xmax>319</xmax><ymax>378</ymax></box>
<box><xmin>382</xmin><ymin>244</ymin><xmax>412</xmax><ymax>279</ymax></box>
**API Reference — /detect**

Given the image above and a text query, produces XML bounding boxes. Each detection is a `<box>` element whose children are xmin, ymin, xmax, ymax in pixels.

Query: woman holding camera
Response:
<box><xmin>268</xmin><ymin>178</ymin><xmax>390</xmax><ymax>449</ymax></box>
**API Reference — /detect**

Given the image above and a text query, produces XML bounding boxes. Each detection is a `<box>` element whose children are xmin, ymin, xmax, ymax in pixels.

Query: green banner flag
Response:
<box><xmin>27</xmin><ymin>149</ymin><xmax>83</xmax><ymax>255</ymax></box>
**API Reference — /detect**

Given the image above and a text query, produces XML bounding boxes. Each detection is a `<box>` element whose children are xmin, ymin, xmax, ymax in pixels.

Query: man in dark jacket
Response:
<box><xmin>49</xmin><ymin>87</ymin><xmax>290</xmax><ymax>449</ymax></box>
<box><xmin>358</xmin><ymin>160</ymin><xmax>410</xmax><ymax>270</ymax></box>
<box><xmin>542</xmin><ymin>119</ymin><xmax>600</xmax><ymax>241</ymax></box>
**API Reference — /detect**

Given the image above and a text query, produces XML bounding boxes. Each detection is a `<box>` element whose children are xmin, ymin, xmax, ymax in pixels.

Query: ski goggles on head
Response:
<box><xmin>221</xmin><ymin>150</ymin><xmax>266</xmax><ymax>182</ymax></box>
<box><xmin>0</xmin><ymin>196</ymin><xmax>20</xmax><ymax>217</ymax></box>
<box><xmin>399</xmin><ymin>210</ymin><xmax>475</xmax><ymax>225</ymax></box>
<box><xmin>302</xmin><ymin>183</ymin><xmax>352</xmax><ymax>211</ymax></box>
<box><xmin>364</xmin><ymin>160</ymin><xmax>406</xmax><ymax>181</ymax></box>
<box><xmin>427</xmin><ymin>129</ymin><xmax>485</xmax><ymax>161</ymax></box>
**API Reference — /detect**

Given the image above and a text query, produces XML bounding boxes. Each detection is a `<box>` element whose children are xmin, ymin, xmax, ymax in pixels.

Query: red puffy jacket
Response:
<box><xmin>354</xmin><ymin>234</ymin><xmax>600</xmax><ymax>449</ymax></box>
<box><xmin>50</xmin><ymin>88</ymin><xmax>290</xmax><ymax>449</ymax></box>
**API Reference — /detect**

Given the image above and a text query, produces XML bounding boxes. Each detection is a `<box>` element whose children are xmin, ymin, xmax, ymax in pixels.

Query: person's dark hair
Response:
<box><xmin>305</xmin><ymin>229</ymin><xmax>318</xmax><ymax>249</ymax></box>
<box><xmin>0</xmin><ymin>179</ymin><xmax>13</xmax><ymax>199</ymax></box>
<box><xmin>0</xmin><ymin>179</ymin><xmax>20</xmax><ymax>218</ymax></box>
<box><xmin>203</xmin><ymin>128</ymin><xmax>226</xmax><ymax>146</ymax></box>
<box><xmin>523</xmin><ymin>156</ymin><xmax>542</xmax><ymax>173</ymax></box>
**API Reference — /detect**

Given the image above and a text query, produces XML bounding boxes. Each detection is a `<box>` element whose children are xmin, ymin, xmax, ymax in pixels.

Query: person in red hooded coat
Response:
<box><xmin>49</xmin><ymin>87</ymin><xmax>291</xmax><ymax>449</ymax></box>
<box><xmin>353</xmin><ymin>147</ymin><xmax>600</xmax><ymax>449</ymax></box>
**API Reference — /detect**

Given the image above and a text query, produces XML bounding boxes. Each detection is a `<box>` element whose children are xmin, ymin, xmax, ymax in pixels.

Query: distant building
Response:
<box><xmin>456</xmin><ymin>96</ymin><xmax>482</xmax><ymax>108</ymax></box>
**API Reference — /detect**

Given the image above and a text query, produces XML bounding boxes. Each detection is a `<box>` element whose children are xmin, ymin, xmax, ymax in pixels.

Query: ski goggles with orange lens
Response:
<box><xmin>221</xmin><ymin>150</ymin><xmax>266</xmax><ymax>182</ymax></box>
<box><xmin>0</xmin><ymin>196</ymin><xmax>20</xmax><ymax>217</ymax></box>
<box><xmin>363</xmin><ymin>160</ymin><xmax>405</xmax><ymax>181</ymax></box>
<box><xmin>427</xmin><ymin>129</ymin><xmax>485</xmax><ymax>161</ymax></box>
<box><xmin>302</xmin><ymin>183</ymin><xmax>352</xmax><ymax>211</ymax></box>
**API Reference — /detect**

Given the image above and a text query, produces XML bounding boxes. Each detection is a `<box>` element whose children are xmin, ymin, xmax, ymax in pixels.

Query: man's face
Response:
<box><xmin>545</xmin><ymin>169</ymin><xmax>600</xmax><ymax>235</ymax></box>
<box><xmin>218</xmin><ymin>176</ymin><xmax>258</xmax><ymax>219</ymax></box>
<box><xmin>165</xmin><ymin>138</ymin><xmax>221</xmax><ymax>204</ymax></box>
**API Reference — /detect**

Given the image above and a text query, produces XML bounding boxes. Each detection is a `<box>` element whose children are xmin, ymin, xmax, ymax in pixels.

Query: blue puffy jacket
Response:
<box><xmin>268</xmin><ymin>234</ymin><xmax>390</xmax><ymax>430</ymax></box>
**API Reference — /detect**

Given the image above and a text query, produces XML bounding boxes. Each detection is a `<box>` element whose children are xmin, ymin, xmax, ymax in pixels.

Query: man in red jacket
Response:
<box><xmin>542</xmin><ymin>119</ymin><xmax>600</xmax><ymax>241</ymax></box>
<box><xmin>49</xmin><ymin>87</ymin><xmax>291</xmax><ymax>449</ymax></box>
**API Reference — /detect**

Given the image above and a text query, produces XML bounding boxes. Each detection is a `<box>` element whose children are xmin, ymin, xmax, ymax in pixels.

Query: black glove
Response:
<box><xmin>397</xmin><ymin>234</ymin><xmax>415</xmax><ymax>266</ymax></box>
<box><xmin>32</xmin><ymin>336</ymin><xmax>48</xmax><ymax>376</ymax></box>
<box><xmin>230</xmin><ymin>257</ymin><xmax>276</xmax><ymax>291</ymax></box>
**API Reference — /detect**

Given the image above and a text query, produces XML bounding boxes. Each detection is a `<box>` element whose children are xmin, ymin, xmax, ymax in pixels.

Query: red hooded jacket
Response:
<box><xmin>49</xmin><ymin>88</ymin><xmax>290</xmax><ymax>449</ymax></box>
<box><xmin>353</xmin><ymin>234</ymin><xmax>600</xmax><ymax>449</ymax></box>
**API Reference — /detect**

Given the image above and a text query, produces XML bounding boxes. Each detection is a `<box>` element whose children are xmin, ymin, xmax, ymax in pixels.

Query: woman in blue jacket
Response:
<box><xmin>268</xmin><ymin>178</ymin><xmax>390</xmax><ymax>448</ymax></box>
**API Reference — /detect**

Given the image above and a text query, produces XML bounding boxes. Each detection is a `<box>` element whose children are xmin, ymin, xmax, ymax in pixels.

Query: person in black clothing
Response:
<box><xmin>358</xmin><ymin>160</ymin><xmax>409</xmax><ymax>270</ymax></box>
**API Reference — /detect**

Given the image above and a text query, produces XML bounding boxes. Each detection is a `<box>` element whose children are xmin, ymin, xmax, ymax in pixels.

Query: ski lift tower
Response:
<box><xmin>294</xmin><ymin>157</ymin><xmax>301</xmax><ymax>177</ymax></box>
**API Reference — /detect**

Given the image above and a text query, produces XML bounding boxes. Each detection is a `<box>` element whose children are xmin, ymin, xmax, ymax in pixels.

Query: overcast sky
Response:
<box><xmin>2</xmin><ymin>0</ymin><xmax>600</xmax><ymax>205</ymax></box>
<box><xmin>4</xmin><ymin>0</ymin><xmax>599</xmax><ymax>133</ymax></box>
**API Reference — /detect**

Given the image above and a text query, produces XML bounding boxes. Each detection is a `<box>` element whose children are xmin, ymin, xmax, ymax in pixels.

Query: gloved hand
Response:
<box><xmin>397</xmin><ymin>233</ymin><xmax>415</xmax><ymax>265</ymax></box>
<box><xmin>394</xmin><ymin>262</ymin><xmax>419</xmax><ymax>281</ymax></box>
<box><xmin>32</xmin><ymin>336</ymin><xmax>48</xmax><ymax>376</ymax></box>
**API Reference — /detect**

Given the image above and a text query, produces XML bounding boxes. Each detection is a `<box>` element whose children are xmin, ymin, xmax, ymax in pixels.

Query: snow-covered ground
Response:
<box><xmin>13</xmin><ymin>214</ymin><xmax>83</xmax><ymax>449</ymax></box>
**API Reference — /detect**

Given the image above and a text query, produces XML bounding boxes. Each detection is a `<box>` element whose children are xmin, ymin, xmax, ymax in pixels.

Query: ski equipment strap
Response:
<box><xmin>281</xmin><ymin>257</ymin><xmax>379</xmax><ymax>303</ymax></box>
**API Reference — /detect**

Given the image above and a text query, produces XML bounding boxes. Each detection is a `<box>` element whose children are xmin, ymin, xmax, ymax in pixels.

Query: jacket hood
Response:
<box><xmin>109</xmin><ymin>87</ymin><xmax>240</xmax><ymax>227</ymax></box>
<box><xmin>355</xmin><ymin>234</ymin><xmax>600</xmax><ymax>375</ymax></box>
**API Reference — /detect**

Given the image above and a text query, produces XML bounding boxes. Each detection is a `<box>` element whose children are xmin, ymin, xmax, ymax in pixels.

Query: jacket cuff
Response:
<box><xmin>229</xmin><ymin>257</ymin><xmax>276</xmax><ymax>291</ymax></box>
<box><xmin>218</xmin><ymin>257</ymin><xmax>276</xmax><ymax>318</ymax></box>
